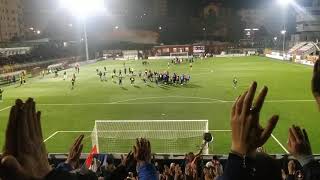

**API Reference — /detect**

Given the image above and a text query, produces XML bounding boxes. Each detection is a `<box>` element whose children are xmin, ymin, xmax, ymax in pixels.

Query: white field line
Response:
<box><xmin>110</xmin><ymin>96</ymin><xmax>225</xmax><ymax>104</ymax></box>
<box><xmin>36</xmin><ymin>95</ymin><xmax>315</xmax><ymax>106</ymax></box>
<box><xmin>271</xmin><ymin>134</ymin><xmax>289</xmax><ymax>154</ymax></box>
<box><xmin>0</xmin><ymin>106</ymin><xmax>10</xmax><ymax>112</ymax></box>
<box><xmin>44</xmin><ymin>131</ymin><xmax>59</xmax><ymax>142</ymax></box>
<box><xmin>37</xmin><ymin>99</ymin><xmax>315</xmax><ymax>106</ymax></box>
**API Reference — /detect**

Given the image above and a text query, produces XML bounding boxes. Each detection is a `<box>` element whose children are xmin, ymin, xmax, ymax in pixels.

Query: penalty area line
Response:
<box><xmin>44</xmin><ymin>131</ymin><xmax>59</xmax><ymax>142</ymax></box>
<box><xmin>271</xmin><ymin>134</ymin><xmax>289</xmax><ymax>154</ymax></box>
<box><xmin>0</xmin><ymin>106</ymin><xmax>11</xmax><ymax>112</ymax></box>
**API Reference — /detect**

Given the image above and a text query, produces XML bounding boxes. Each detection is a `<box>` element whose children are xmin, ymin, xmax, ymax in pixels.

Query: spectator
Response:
<box><xmin>312</xmin><ymin>59</ymin><xmax>320</xmax><ymax>110</ymax></box>
<box><xmin>222</xmin><ymin>81</ymin><xmax>281</xmax><ymax>180</ymax></box>
<box><xmin>133</xmin><ymin>138</ymin><xmax>158</xmax><ymax>180</ymax></box>
<box><xmin>0</xmin><ymin>98</ymin><xmax>97</xmax><ymax>180</ymax></box>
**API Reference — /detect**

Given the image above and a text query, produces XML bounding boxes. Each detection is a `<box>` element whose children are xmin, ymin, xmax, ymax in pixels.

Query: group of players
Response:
<box><xmin>139</xmin><ymin>70</ymin><xmax>191</xmax><ymax>86</ymax></box>
<box><xmin>94</xmin><ymin>65</ymin><xmax>192</xmax><ymax>87</ymax></box>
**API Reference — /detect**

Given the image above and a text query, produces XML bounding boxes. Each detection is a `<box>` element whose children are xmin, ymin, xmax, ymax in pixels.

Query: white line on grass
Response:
<box><xmin>37</xmin><ymin>99</ymin><xmax>315</xmax><ymax>106</ymax></box>
<box><xmin>271</xmin><ymin>134</ymin><xmax>289</xmax><ymax>154</ymax></box>
<box><xmin>0</xmin><ymin>106</ymin><xmax>10</xmax><ymax>112</ymax></box>
<box><xmin>35</xmin><ymin>95</ymin><xmax>316</xmax><ymax>106</ymax></box>
<box><xmin>110</xmin><ymin>96</ymin><xmax>225</xmax><ymax>104</ymax></box>
<box><xmin>44</xmin><ymin>131</ymin><xmax>59</xmax><ymax>142</ymax></box>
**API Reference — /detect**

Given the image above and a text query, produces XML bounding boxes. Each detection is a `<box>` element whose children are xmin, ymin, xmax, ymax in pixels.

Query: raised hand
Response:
<box><xmin>120</xmin><ymin>151</ymin><xmax>134</xmax><ymax>167</ymax></box>
<box><xmin>312</xmin><ymin>60</ymin><xmax>320</xmax><ymax>109</ymax></box>
<box><xmin>133</xmin><ymin>138</ymin><xmax>151</xmax><ymax>163</ymax></box>
<box><xmin>231</xmin><ymin>82</ymin><xmax>279</xmax><ymax>155</ymax></box>
<box><xmin>288</xmin><ymin>125</ymin><xmax>312</xmax><ymax>158</ymax></box>
<box><xmin>2</xmin><ymin>98</ymin><xmax>52</xmax><ymax>179</ymax></box>
<box><xmin>65</xmin><ymin>134</ymin><xmax>84</xmax><ymax>169</ymax></box>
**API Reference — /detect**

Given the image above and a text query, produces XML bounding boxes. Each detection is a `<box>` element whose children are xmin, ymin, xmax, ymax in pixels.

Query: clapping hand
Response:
<box><xmin>288</xmin><ymin>125</ymin><xmax>312</xmax><ymax>158</ymax></box>
<box><xmin>2</xmin><ymin>98</ymin><xmax>52</xmax><ymax>179</ymax></box>
<box><xmin>133</xmin><ymin>138</ymin><xmax>151</xmax><ymax>163</ymax></box>
<box><xmin>66</xmin><ymin>134</ymin><xmax>84</xmax><ymax>170</ymax></box>
<box><xmin>231</xmin><ymin>82</ymin><xmax>279</xmax><ymax>155</ymax></box>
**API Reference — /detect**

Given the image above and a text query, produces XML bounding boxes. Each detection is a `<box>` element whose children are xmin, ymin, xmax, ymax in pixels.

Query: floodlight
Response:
<box><xmin>59</xmin><ymin>0</ymin><xmax>105</xmax><ymax>18</ymax></box>
<box><xmin>278</xmin><ymin>0</ymin><xmax>293</xmax><ymax>6</ymax></box>
<box><xmin>158</xmin><ymin>26</ymin><xmax>162</xmax><ymax>30</ymax></box>
<box><xmin>244</xmin><ymin>28</ymin><xmax>251</xmax><ymax>31</ymax></box>
<box><xmin>281</xmin><ymin>30</ymin><xmax>286</xmax><ymax>34</ymax></box>
<box><xmin>274</xmin><ymin>37</ymin><xmax>278</xmax><ymax>40</ymax></box>
<box><xmin>252</xmin><ymin>28</ymin><xmax>259</xmax><ymax>31</ymax></box>
<box><xmin>203</xmin><ymin>27</ymin><xmax>206</xmax><ymax>31</ymax></box>
<box><xmin>36</xmin><ymin>30</ymin><xmax>41</xmax><ymax>34</ymax></box>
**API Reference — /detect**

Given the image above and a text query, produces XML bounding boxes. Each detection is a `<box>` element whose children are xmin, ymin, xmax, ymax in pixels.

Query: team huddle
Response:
<box><xmin>96</xmin><ymin>66</ymin><xmax>192</xmax><ymax>86</ymax></box>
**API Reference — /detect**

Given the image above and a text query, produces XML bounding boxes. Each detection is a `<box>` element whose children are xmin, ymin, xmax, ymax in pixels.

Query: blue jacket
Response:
<box><xmin>137</xmin><ymin>163</ymin><xmax>158</xmax><ymax>180</ymax></box>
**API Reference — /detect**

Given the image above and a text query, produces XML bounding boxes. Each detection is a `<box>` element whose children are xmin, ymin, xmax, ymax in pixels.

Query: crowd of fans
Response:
<box><xmin>0</xmin><ymin>44</ymin><xmax>76</xmax><ymax>67</ymax></box>
<box><xmin>1</xmin><ymin>60</ymin><xmax>320</xmax><ymax>180</ymax></box>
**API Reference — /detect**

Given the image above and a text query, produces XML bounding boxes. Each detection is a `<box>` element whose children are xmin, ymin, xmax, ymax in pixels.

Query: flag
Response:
<box><xmin>84</xmin><ymin>145</ymin><xmax>97</xmax><ymax>168</ymax></box>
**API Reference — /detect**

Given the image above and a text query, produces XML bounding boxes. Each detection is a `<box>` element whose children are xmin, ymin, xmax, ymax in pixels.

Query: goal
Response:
<box><xmin>91</xmin><ymin>120</ymin><xmax>209</xmax><ymax>154</ymax></box>
<box><xmin>170</xmin><ymin>52</ymin><xmax>189</xmax><ymax>58</ymax></box>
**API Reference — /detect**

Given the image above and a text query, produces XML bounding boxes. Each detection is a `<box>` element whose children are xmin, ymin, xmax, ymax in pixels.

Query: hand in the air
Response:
<box><xmin>231</xmin><ymin>82</ymin><xmax>279</xmax><ymax>155</ymax></box>
<box><xmin>2</xmin><ymin>98</ymin><xmax>52</xmax><ymax>179</ymax></box>
<box><xmin>133</xmin><ymin>138</ymin><xmax>151</xmax><ymax>163</ymax></box>
<box><xmin>65</xmin><ymin>134</ymin><xmax>84</xmax><ymax>170</ymax></box>
<box><xmin>288</xmin><ymin>125</ymin><xmax>312</xmax><ymax>158</ymax></box>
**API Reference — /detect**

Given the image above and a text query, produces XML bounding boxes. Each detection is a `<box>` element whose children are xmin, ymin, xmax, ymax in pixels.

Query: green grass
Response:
<box><xmin>0</xmin><ymin>56</ymin><xmax>318</xmax><ymax>155</ymax></box>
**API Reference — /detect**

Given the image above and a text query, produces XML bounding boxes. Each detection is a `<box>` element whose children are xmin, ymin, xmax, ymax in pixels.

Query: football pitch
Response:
<box><xmin>0</xmin><ymin>56</ymin><xmax>319</xmax><ymax>155</ymax></box>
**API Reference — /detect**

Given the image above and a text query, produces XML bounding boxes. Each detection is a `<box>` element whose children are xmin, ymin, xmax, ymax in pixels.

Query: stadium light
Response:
<box><xmin>59</xmin><ymin>0</ymin><xmax>105</xmax><ymax>18</ymax></box>
<box><xmin>281</xmin><ymin>30</ymin><xmax>287</xmax><ymax>34</ymax></box>
<box><xmin>274</xmin><ymin>37</ymin><xmax>278</xmax><ymax>41</ymax></box>
<box><xmin>36</xmin><ymin>30</ymin><xmax>41</xmax><ymax>35</ymax></box>
<box><xmin>115</xmin><ymin>26</ymin><xmax>119</xmax><ymax>30</ymax></box>
<box><xmin>252</xmin><ymin>28</ymin><xmax>259</xmax><ymax>31</ymax></box>
<box><xmin>244</xmin><ymin>28</ymin><xmax>251</xmax><ymax>31</ymax></box>
<box><xmin>59</xmin><ymin>0</ymin><xmax>105</xmax><ymax>61</ymax></box>
<box><xmin>158</xmin><ymin>26</ymin><xmax>162</xmax><ymax>30</ymax></box>
<box><xmin>277</xmin><ymin>0</ymin><xmax>293</xmax><ymax>6</ymax></box>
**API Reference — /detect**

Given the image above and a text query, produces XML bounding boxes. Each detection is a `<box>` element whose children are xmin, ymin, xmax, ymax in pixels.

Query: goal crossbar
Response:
<box><xmin>94</xmin><ymin>120</ymin><xmax>208</xmax><ymax>123</ymax></box>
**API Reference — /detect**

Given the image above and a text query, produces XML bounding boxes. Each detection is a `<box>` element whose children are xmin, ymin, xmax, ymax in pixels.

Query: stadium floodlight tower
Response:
<box><xmin>59</xmin><ymin>0</ymin><xmax>105</xmax><ymax>61</ymax></box>
<box><xmin>277</xmin><ymin>0</ymin><xmax>293</xmax><ymax>60</ymax></box>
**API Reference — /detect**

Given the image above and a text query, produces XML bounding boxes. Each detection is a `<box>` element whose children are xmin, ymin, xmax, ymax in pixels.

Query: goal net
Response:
<box><xmin>170</xmin><ymin>52</ymin><xmax>189</xmax><ymax>58</ymax></box>
<box><xmin>91</xmin><ymin>120</ymin><xmax>209</xmax><ymax>154</ymax></box>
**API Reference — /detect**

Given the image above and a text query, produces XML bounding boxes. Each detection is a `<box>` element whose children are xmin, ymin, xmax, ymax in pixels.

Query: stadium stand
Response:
<box><xmin>288</xmin><ymin>42</ymin><xmax>308</xmax><ymax>54</ymax></box>
<box><xmin>288</xmin><ymin>42</ymin><xmax>320</xmax><ymax>56</ymax></box>
<box><xmin>1</xmin><ymin>60</ymin><xmax>320</xmax><ymax>180</ymax></box>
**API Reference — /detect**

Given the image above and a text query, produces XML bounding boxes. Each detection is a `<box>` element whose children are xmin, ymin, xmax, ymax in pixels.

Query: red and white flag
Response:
<box><xmin>84</xmin><ymin>145</ymin><xmax>98</xmax><ymax>168</ymax></box>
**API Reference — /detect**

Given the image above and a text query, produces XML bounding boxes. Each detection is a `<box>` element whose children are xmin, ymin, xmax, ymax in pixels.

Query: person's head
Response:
<box><xmin>186</xmin><ymin>152</ymin><xmax>195</xmax><ymax>162</ymax></box>
<box><xmin>106</xmin><ymin>154</ymin><xmax>114</xmax><ymax>165</ymax></box>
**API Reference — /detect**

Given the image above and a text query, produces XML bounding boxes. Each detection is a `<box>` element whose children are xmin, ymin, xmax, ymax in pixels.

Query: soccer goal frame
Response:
<box><xmin>170</xmin><ymin>52</ymin><xmax>189</xmax><ymax>58</ymax></box>
<box><xmin>91</xmin><ymin>120</ymin><xmax>209</xmax><ymax>154</ymax></box>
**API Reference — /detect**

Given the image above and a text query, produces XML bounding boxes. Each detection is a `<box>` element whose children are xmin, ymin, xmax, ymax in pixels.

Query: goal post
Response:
<box><xmin>170</xmin><ymin>52</ymin><xmax>189</xmax><ymax>58</ymax></box>
<box><xmin>91</xmin><ymin>120</ymin><xmax>209</xmax><ymax>154</ymax></box>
